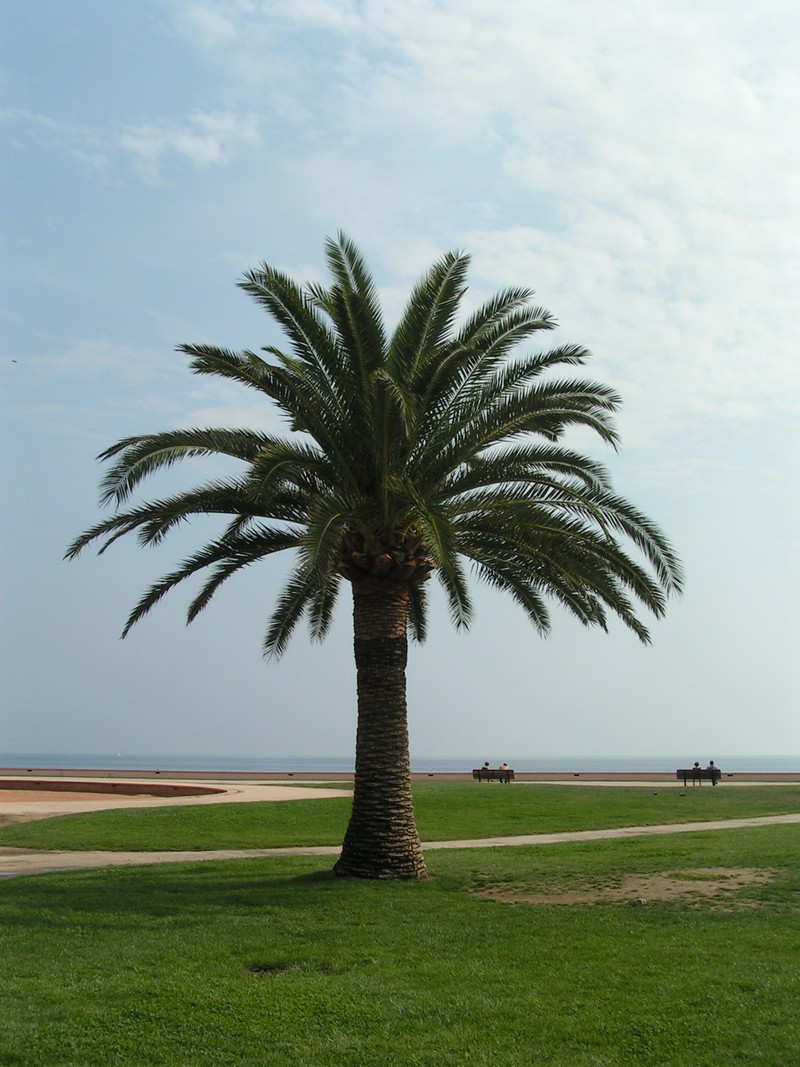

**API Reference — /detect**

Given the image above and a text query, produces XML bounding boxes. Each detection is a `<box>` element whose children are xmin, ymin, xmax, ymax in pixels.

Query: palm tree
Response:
<box><xmin>67</xmin><ymin>233</ymin><xmax>682</xmax><ymax>879</ymax></box>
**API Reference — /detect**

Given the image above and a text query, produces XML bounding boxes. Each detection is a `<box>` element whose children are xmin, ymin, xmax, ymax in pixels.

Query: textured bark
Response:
<box><xmin>333</xmin><ymin>585</ymin><xmax>427</xmax><ymax>879</ymax></box>
<box><xmin>334</xmin><ymin>530</ymin><xmax>435</xmax><ymax>593</ymax></box>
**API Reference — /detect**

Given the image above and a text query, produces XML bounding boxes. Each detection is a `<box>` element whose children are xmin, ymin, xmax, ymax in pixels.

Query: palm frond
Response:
<box><xmin>98</xmin><ymin>427</ymin><xmax>279</xmax><ymax>506</ymax></box>
<box><xmin>297</xmin><ymin>494</ymin><xmax>350</xmax><ymax>577</ymax></box>
<box><xmin>471</xmin><ymin>558</ymin><xmax>552</xmax><ymax>636</ymax></box>
<box><xmin>406</xmin><ymin>583</ymin><xmax>428</xmax><ymax>643</ymax></box>
<box><xmin>387</xmin><ymin>251</ymin><xmax>470</xmax><ymax>386</ymax></box>
<box><xmin>418</xmin><ymin>301</ymin><xmax>559</xmax><ymax>418</ymax></box>
<box><xmin>120</xmin><ymin>525</ymin><xmax>299</xmax><ymax>637</ymax></box>
<box><xmin>262</xmin><ymin>568</ymin><xmax>318</xmax><ymax>659</ymax></box>
<box><xmin>440</xmin><ymin>446</ymin><xmax>612</xmax><ymax>499</ymax></box>
<box><xmin>236</xmin><ymin>266</ymin><xmax>341</xmax><ymax>380</ymax></box>
<box><xmin>307</xmin><ymin>571</ymin><xmax>341</xmax><ymax>642</ymax></box>
<box><xmin>323</xmin><ymin>231</ymin><xmax>387</xmax><ymax>366</ymax></box>
<box><xmin>414</xmin><ymin>498</ymin><xmax>472</xmax><ymax>628</ymax></box>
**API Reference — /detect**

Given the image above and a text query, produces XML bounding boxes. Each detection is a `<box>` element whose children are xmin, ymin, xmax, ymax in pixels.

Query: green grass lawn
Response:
<box><xmin>0</xmin><ymin>822</ymin><xmax>798</xmax><ymax>1066</ymax></box>
<box><xmin>1</xmin><ymin>787</ymin><xmax>799</xmax><ymax>1065</ymax></box>
<box><xmin>1</xmin><ymin>782</ymin><xmax>799</xmax><ymax>851</ymax></box>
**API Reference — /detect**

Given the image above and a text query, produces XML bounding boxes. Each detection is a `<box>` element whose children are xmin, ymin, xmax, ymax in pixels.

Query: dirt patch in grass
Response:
<box><xmin>474</xmin><ymin>867</ymin><xmax>777</xmax><ymax>907</ymax></box>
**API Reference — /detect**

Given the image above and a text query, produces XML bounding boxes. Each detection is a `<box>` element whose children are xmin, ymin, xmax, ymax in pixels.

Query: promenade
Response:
<box><xmin>1</xmin><ymin>771</ymin><xmax>798</xmax><ymax>879</ymax></box>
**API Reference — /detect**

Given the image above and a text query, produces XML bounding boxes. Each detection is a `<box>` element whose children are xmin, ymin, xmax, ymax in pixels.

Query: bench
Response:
<box><xmin>676</xmin><ymin>768</ymin><xmax>722</xmax><ymax>786</ymax></box>
<box><xmin>472</xmin><ymin>768</ymin><xmax>515</xmax><ymax>784</ymax></box>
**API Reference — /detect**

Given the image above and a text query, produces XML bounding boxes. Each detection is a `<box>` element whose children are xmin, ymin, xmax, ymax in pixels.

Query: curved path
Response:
<box><xmin>0</xmin><ymin>780</ymin><xmax>350</xmax><ymax>820</ymax></box>
<box><xmin>2</xmin><ymin>812</ymin><xmax>799</xmax><ymax>879</ymax></box>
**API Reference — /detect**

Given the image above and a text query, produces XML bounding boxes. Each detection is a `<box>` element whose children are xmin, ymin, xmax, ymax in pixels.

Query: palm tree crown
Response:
<box><xmin>68</xmin><ymin>233</ymin><xmax>682</xmax><ymax>879</ymax></box>
<box><xmin>69</xmin><ymin>234</ymin><xmax>681</xmax><ymax>646</ymax></box>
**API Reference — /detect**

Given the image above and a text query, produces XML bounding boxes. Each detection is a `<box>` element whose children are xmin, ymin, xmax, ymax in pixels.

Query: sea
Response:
<box><xmin>2</xmin><ymin>752</ymin><xmax>799</xmax><ymax>774</ymax></box>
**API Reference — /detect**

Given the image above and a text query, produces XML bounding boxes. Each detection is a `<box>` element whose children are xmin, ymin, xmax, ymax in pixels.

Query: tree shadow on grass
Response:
<box><xmin>0</xmin><ymin>858</ymin><xmax>354</xmax><ymax>932</ymax></box>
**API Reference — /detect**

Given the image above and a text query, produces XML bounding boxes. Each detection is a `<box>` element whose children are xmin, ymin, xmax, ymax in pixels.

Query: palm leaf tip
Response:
<box><xmin>63</xmin><ymin>536</ymin><xmax>85</xmax><ymax>561</ymax></box>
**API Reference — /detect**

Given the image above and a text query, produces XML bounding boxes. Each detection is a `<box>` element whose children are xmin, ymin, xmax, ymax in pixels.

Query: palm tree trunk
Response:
<box><xmin>333</xmin><ymin>585</ymin><xmax>427</xmax><ymax>879</ymax></box>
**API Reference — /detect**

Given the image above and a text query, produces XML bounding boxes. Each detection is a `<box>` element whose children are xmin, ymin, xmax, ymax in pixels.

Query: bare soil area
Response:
<box><xmin>475</xmin><ymin>866</ymin><xmax>777</xmax><ymax>907</ymax></box>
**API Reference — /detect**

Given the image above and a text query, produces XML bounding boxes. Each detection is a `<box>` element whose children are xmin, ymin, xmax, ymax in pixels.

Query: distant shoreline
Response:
<box><xmin>4</xmin><ymin>753</ymin><xmax>800</xmax><ymax>775</ymax></box>
<box><xmin>2</xmin><ymin>767</ymin><xmax>800</xmax><ymax>785</ymax></box>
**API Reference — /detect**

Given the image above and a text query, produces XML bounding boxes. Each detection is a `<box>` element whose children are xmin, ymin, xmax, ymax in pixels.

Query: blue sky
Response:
<box><xmin>2</xmin><ymin>0</ymin><xmax>798</xmax><ymax>764</ymax></box>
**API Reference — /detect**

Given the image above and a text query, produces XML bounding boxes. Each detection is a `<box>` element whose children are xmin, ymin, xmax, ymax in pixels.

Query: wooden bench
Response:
<box><xmin>472</xmin><ymin>768</ymin><xmax>515</xmax><ymax>784</ymax></box>
<box><xmin>676</xmin><ymin>767</ymin><xmax>721</xmax><ymax>786</ymax></box>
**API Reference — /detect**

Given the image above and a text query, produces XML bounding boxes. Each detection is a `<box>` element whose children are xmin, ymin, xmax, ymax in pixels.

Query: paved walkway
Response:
<box><xmin>2</xmin><ymin>812</ymin><xmax>798</xmax><ymax>879</ymax></box>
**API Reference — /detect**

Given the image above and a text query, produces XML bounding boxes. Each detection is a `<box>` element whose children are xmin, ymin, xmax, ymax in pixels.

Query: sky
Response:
<box><xmin>1</xmin><ymin>0</ymin><xmax>798</xmax><ymax>766</ymax></box>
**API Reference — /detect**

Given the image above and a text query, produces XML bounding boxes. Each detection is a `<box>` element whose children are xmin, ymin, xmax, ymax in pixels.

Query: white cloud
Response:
<box><xmin>119</xmin><ymin>111</ymin><xmax>261</xmax><ymax>182</ymax></box>
<box><xmin>281</xmin><ymin>1</ymin><xmax>799</xmax><ymax>442</ymax></box>
<box><xmin>1</xmin><ymin>107</ymin><xmax>111</xmax><ymax>178</ymax></box>
<box><xmin>14</xmin><ymin>2</ymin><xmax>798</xmax><ymax>440</ymax></box>
<box><xmin>3</xmin><ymin>105</ymin><xmax>261</xmax><ymax>184</ymax></box>
<box><xmin>170</xmin><ymin>1</ymin><xmax>242</xmax><ymax>48</ymax></box>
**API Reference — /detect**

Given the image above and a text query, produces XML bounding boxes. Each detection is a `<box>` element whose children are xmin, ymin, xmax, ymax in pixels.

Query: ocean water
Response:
<box><xmin>2</xmin><ymin>752</ymin><xmax>799</xmax><ymax>774</ymax></box>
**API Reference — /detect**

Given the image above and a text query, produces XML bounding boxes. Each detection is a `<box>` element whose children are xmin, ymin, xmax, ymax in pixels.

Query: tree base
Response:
<box><xmin>332</xmin><ymin>851</ymin><xmax>428</xmax><ymax>881</ymax></box>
